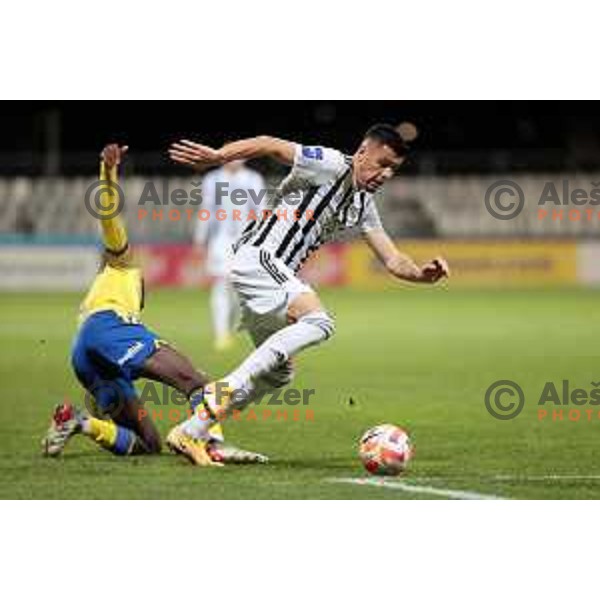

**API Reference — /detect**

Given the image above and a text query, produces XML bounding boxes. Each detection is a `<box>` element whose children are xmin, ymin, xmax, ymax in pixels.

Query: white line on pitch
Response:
<box><xmin>328</xmin><ymin>477</ymin><xmax>508</xmax><ymax>500</ymax></box>
<box><xmin>375</xmin><ymin>475</ymin><xmax>600</xmax><ymax>483</ymax></box>
<box><xmin>492</xmin><ymin>474</ymin><xmax>600</xmax><ymax>482</ymax></box>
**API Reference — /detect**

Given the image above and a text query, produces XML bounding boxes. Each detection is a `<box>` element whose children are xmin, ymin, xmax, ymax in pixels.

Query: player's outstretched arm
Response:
<box><xmin>364</xmin><ymin>229</ymin><xmax>449</xmax><ymax>284</ymax></box>
<box><xmin>169</xmin><ymin>136</ymin><xmax>295</xmax><ymax>170</ymax></box>
<box><xmin>97</xmin><ymin>144</ymin><xmax>133</xmax><ymax>267</ymax></box>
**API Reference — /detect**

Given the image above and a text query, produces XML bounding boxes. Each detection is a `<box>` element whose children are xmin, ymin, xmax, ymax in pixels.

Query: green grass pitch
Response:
<box><xmin>1</xmin><ymin>286</ymin><xmax>599</xmax><ymax>499</ymax></box>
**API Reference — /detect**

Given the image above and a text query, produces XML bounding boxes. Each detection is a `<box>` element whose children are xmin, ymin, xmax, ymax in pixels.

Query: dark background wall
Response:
<box><xmin>2</xmin><ymin>101</ymin><xmax>600</xmax><ymax>174</ymax></box>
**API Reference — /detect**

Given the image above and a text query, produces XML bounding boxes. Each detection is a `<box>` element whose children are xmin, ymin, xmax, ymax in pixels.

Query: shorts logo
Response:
<box><xmin>302</xmin><ymin>147</ymin><xmax>324</xmax><ymax>161</ymax></box>
<box><xmin>117</xmin><ymin>341</ymin><xmax>145</xmax><ymax>366</ymax></box>
<box><xmin>259</xmin><ymin>250</ymin><xmax>288</xmax><ymax>285</ymax></box>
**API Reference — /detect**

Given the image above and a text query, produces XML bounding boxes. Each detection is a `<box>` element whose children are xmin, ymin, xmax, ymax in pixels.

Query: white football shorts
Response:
<box><xmin>229</xmin><ymin>245</ymin><xmax>314</xmax><ymax>344</ymax></box>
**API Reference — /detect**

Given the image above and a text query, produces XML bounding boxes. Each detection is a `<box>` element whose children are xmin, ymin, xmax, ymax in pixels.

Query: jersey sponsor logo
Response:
<box><xmin>345</xmin><ymin>203</ymin><xmax>360</xmax><ymax>224</ymax></box>
<box><xmin>302</xmin><ymin>146</ymin><xmax>324</xmax><ymax>160</ymax></box>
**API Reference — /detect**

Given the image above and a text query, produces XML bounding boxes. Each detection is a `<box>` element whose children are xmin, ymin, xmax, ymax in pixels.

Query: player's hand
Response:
<box><xmin>101</xmin><ymin>144</ymin><xmax>128</xmax><ymax>169</ymax></box>
<box><xmin>169</xmin><ymin>140</ymin><xmax>223</xmax><ymax>171</ymax></box>
<box><xmin>419</xmin><ymin>257</ymin><xmax>449</xmax><ymax>283</ymax></box>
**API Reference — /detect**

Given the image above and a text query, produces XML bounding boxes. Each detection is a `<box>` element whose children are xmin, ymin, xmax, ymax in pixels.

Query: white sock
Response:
<box><xmin>181</xmin><ymin>312</ymin><xmax>334</xmax><ymax>440</ymax></box>
<box><xmin>211</xmin><ymin>278</ymin><xmax>231</xmax><ymax>340</ymax></box>
<box><xmin>181</xmin><ymin>410</ymin><xmax>214</xmax><ymax>440</ymax></box>
<box><xmin>225</xmin><ymin>311</ymin><xmax>334</xmax><ymax>392</ymax></box>
<box><xmin>181</xmin><ymin>389</ymin><xmax>215</xmax><ymax>440</ymax></box>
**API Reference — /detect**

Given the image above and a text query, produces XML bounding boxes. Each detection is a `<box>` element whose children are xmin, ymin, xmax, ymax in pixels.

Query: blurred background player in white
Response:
<box><xmin>195</xmin><ymin>159</ymin><xmax>266</xmax><ymax>350</ymax></box>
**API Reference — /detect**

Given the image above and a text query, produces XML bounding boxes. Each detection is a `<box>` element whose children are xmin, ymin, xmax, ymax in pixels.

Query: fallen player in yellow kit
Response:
<box><xmin>42</xmin><ymin>143</ymin><xmax>266</xmax><ymax>465</ymax></box>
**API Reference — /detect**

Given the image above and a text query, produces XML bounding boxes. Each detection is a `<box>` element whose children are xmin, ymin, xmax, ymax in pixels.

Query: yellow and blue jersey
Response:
<box><xmin>79</xmin><ymin>263</ymin><xmax>145</xmax><ymax>324</ymax></box>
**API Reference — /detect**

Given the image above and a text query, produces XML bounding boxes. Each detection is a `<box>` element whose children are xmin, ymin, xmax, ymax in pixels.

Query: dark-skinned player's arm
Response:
<box><xmin>98</xmin><ymin>144</ymin><xmax>133</xmax><ymax>267</ymax></box>
<box><xmin>169</xmin><ymin>136</ymin><xmax>295</xmax><ymax>170</ymax></box>
<box><xmin>364</xmin><ymin>228</ymin><xmax>449</xmax><ymax>284</ymax></box>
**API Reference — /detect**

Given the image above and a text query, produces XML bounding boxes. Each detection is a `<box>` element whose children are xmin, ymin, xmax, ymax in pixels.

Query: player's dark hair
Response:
<box><xmin>364</xmin><ymin>123</ymin><xmax>409</xmax><ymax>157</ymax></box>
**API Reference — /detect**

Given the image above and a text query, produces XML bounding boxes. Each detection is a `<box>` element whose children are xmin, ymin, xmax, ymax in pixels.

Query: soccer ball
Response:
<box><xmin>358</xmin><ymin>424</ymin><xmax>413</xmax><ymax>475</ymax></box>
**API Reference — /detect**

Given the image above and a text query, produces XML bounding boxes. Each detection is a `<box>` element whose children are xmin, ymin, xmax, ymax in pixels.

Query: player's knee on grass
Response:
<box><xmin>140</xmin><ymin>428</ymin><xmax>162</xmax><ymax>454</ymax></box>
<box><xmin>135</xmin><ymin>409</ymin><xmax>162</xmax><ymax>454</ymax></box>
<box><xmin>117</xmin><ymin>399</ymin><xmax>162</xmax><ymax>454</ymax></box>
<box><xmin>128</xmin><ymin>418</ymin><xmax>161</xmax><ymax>454</ymax></box>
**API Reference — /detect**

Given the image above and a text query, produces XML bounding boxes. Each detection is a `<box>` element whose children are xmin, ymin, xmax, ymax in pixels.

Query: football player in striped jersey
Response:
<box><xmin>168</xmin><ymin>125</ymin><xmax>448</xmax><ymax>463</ymax></box>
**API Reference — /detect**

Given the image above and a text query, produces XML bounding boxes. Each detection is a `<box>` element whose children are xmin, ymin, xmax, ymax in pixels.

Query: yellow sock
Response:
<box><xmin>84</xmin><ymin>417</ymin><xmax>137</xmax><ymax>455</ymax></box>
<box><xmin>98</xmin><ymin>161</ymin><xmax>128</xmax><ymax>254</ymax></box>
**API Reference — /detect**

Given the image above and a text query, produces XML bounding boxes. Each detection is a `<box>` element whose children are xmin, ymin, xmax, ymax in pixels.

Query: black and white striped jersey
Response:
<box><xmin>235</xmin><ymin>144</ymin><xmax>383</xmax><ymax>273</ymax></box>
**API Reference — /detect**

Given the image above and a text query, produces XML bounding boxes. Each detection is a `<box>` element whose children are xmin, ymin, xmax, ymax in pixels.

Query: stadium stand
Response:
<box><xmin>0</xmin><ymin>174</ymin><xmax>599</xmax><ymax>240</ymax></box>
